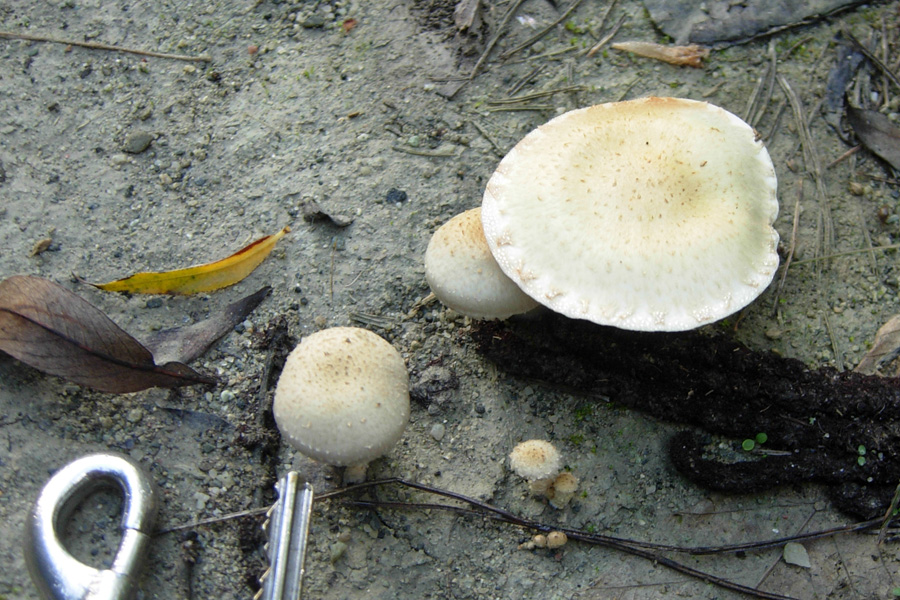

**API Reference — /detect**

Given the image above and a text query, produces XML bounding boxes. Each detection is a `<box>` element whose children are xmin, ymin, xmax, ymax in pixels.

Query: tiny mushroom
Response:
<box><xmin>425</xmin><ymin>207</ymin><xmax>539</xmax><ymax>320</ymax></box>
<box><xmin>273</xmin><ymin>327</ymin><xmax>410</xmax><ymax>483</ymax></box>
<box><xmin>481</xmin><ymin>96</ymin><xmax>780</xmax><ymax>331</ymax></box>
<box><xmin>548</xmin><ymin>471</ymin><xmax>579</xmax><ymax>509</ymax></box>
<box><xmin>546</xmin><ymin>531</ymin><xmax>568</xmax><ymax>549</ymax></box>
<box><xmin>509</xmin><ymin>439</ymin><xmax>562</xmax><ymax>495</ymax></box>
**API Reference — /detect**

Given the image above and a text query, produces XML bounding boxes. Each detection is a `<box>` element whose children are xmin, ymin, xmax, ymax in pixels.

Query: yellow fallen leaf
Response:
<box><xmin>92</xmin><ymin>226</ymin><xmax>290</xmax><ymax>294</ymax></box>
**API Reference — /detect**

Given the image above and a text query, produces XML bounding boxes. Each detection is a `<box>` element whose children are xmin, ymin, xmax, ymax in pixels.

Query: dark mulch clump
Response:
<box><xmin>470</xmin><ymin>314</ymin><xmax>900</xmax><ymax>519</ymax></box>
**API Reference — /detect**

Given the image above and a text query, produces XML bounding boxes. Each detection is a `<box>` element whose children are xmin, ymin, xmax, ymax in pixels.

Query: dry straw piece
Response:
<box><xmin>481</xmin><ymin>97</ymin><xmax>779</xmax><ymax>332</ymax></box>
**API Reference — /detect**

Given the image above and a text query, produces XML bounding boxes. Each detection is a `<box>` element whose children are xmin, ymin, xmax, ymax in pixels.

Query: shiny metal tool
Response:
<box><xmin>24</xmin><ymin>453</ymin><xmax>159</xmax><ymax>600</ymax></box>
<box><xmin>256</xmin><ymin>472</ymin><xmax>314</xmax><ymax>600</ymax></box>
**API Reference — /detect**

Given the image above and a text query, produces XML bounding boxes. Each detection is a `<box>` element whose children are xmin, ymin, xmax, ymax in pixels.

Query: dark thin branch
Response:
<box><xmin>0</xmin><ymin>30</ymin><xmax>211</xmax><ymax>62</ymax></box>
<box><xmin>842</xmin><ymin>26</ymin><xmax>900</xmax><ymax>92</ymax></box>
<box><xmin>500</xmin><ymin>0</ymin><xmax>588</xmax><ymax>61</ymax></box>
<box><xmin>323</xmin><ymin>478</ymin><xmax>830</xmax><ymax>600</ymax></box>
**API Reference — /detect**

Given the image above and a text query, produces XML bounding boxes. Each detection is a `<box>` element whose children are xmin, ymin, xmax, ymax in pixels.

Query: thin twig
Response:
<box><xmin>842</xmin><ymin>26</ymin><xmax>900</xmax><ymax>92</ymax></box>
<box><xmin>877</xmin><ymin>481</ymin><xmax>900</xmax><ymax>545</ymax></box>
<box><xmin>586</xmin><ymin>15</ymin><xmax>626</xmax><ymax>58</ymax></box>
<box><xmin>0</xmin><ymin>30</ymin><xmax>211</xmax><ymax>62</ymax></box>
<box><xmin>469</xmin><ymin>0</ymin><xmax>527</xmax><ymax>80</ymax></box>
<box><xmin>486</xmin><ymin>85</ymin><xmax>586</xmax><ymax>105</ymax></box>
<box><xmin>470</xmin><ymin>120</ymin><xmax>505</xmax><ymax>156</ymax></box>
<box><xmin>322</xmin><ymin>478</ymin><xmax>810</xmax><ymax>600</ymax></box>
<box><xmin>391</xmin><ymin>144</ymin><xmax>457</xmax><ymax>157</ymax></box>
<box><xmin>823</xmin><ymin>312</ymin><xmax>844</xmax><ymax>371</ymax></box>
<box><xmin>778</xmin><ymin>75</ymin><xmax>833</xmax><ymax>264</ymax></box>
<box><xmin>746</xmin><ymin>41</ymin><xmax>778</xmax><ymax>128</ymax></box>
<box><xmin>485</xmin><ymin>104</ymin><xmax>554</xmax><ymax>112</ymax></box>
<box><xmin>156</xmin><ymin>506</ymin><xmax>269</xmax><ymax>535</ymax></box>
<box><xmin>499</xmin><ymin>0</ymin><xmax>588</xmax><ymax>61</ymax></box>
<box><xmin>854</xmin><ymin>201</ymin><xmax>878</xmax><ymax>275</ymax></box>
<box><xmin>507</xmin><ymin>65</ymin><xmax>544</xmax><ymax>96</ymax></box>
<box><xmin>826</xmin><ymin>145</ymin><xmax>861</xmax><ymax>168</ymax></box>
<box><xmin>790</xmin><ymin>243</ymin><xmax>900</xmax><ymax>265</ymax></box>
<box><xmin>772</xmin><ymin>186</ymin><xmax>802</xmax><ymax>314</ymax></box>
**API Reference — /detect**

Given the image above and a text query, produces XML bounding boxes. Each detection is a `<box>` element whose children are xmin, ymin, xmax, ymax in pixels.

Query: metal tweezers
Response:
<box><xmin>255</xmin><ymin>472</ymin><xmax>315</xmax><ymax>600</ymax></box>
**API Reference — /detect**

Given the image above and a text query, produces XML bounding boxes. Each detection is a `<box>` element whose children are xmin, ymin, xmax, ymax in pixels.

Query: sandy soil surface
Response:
<box><xmin>2</xmin><ymin>1</ymin><xmax>900</xmax><ymax>599</ymax></box>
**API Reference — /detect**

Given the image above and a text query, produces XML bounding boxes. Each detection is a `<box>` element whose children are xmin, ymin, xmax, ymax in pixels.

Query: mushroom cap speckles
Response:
<box><xmin>481</xmin><ymin>96</ymin><xmax>780</xmax><ymax>332</ymax></box>
<box><xmin>273</xmin><ymin>327</ymin><xmax>410</xmax><ymax>467</ymax></box>
<box><xmin>425</xmin><ymin>207</ymin><xmax>539</xmax><ymax>320</ymax></box>
<box><xmin>509</xmin><ymin>439</ymin><xmax>562</xmax><ymax>481</ymax></box>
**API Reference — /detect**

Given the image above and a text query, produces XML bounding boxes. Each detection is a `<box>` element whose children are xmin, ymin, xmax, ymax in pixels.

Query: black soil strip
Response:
<box><xmin>470</xmin><ymin>314</ymin><xmax>900</xmax><ymax>519</ymax></box>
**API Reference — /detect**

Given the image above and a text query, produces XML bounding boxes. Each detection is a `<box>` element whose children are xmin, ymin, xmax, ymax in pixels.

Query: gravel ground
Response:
<box><xmin>2</xmin><ymin>1</ymin><xmax>900</xmax><ymax>599</ymax></box>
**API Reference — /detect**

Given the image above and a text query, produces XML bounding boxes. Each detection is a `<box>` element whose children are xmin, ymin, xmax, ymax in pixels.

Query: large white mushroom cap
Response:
<box><xmin>273</xmin><ymin>327</ymin><xmax>410</xmax><ymax>467</ymax></box>
<box><xmin>425</xmin><ymin>207</ymin><xmax>538</xmax><ymax>320</ymax></box>
<box><xmin>481</xmin><ymin>97</ymin><xmax>780</xmax><ymax>332</ymax></box>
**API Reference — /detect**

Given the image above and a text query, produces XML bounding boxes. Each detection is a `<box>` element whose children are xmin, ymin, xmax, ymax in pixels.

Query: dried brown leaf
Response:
<box><xmin>144</xmin><ymin>286</ymin><xmax>270</xmax><ymax>365</ymax></box>
<box><xmin>299</xmin><ymin>198</ymin><xmax>354</xmax><ymax>227</ymax></box>
<box><xmin>855</xmin><ymin>314</ymin><xmax>900</xmax><ymax>375</ymax></box>
<box><xmin>846</xmin><ymin>105</ymin><xmax>900</xmax><ymax>171</ymax></box>
<box><xmin>454</xmin><ymin>0</ymin><xmax>481</xmax><ymax>32</ymax></box>
<box><xmin>0</xmin><ymin>275</ymin><xmax>216</xmax><ymax>392</ymax></box>
<box><xmin>611</xmin><ymin>41</ymin><xmax>710</xmax><ymax>68</ymax></box>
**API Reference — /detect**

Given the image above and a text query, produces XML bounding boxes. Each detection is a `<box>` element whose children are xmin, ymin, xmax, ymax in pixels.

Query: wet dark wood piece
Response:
<box><xmin>471</xmin><ymin>314</ymin><xmax>900</xmax><ymax>518</ymax></box>
<box><xmin>642</xmin><ymin>0</ymin><xmax>869</xmax><ymax>45</ymax></box>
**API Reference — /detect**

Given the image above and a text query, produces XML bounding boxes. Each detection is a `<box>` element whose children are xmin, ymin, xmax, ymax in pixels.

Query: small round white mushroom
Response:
<box><xmin>273</xmin><ymin>327</ymin><xmax>410</xmax><ymax>482</ymax></box>
<box><xmin>425</xmin><ymin>207</ymin><xmax>539</xmax><ymax>320</ymax></box>
<box><xmin>481</xmin><ymin>97</ymin><xmax>780</xmax><ymax>331</ymax></box>
<box><xmin>509</xmin><ymin>439</ymin><xmax>562</xmax><ymax>494</ymax></box>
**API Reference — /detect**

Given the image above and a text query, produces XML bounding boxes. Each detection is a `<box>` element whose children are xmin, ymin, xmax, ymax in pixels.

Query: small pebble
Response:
<box><xmin>429</xmin><ymin>423</ymin><xmax>445</xmax><ymax>441</ymax></box>
<box><xmin>385</xmin><ymin>188</ymin><xmax>407</xmax><ymax>204</ymax></box>
<box><xmin>329</xmin><ymin>541</ymin><xmax>348</xmax><ymax>563</ymax></box>
<box><xmin>126</xmin><ymin>408</ymin><xmax>144</xmax><ymax>424</ymax></box>
<box><xmin>303</xmin><ymin>14</ymin><xmax>326</xmax><ymax>28</ymax></box>
<box><xmin>122</xmin><ymin>131</ymin><xmax>154</xmax><ymax>154</ymax></box>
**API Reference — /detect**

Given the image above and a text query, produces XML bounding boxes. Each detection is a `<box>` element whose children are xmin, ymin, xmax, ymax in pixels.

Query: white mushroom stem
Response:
<box><xmin>343</xmin><ymin>463</ymin><xmax>369</xmax><ymax>485</ymax></box>
<box><xmin>528</xmin><ymin>477</ymin><xmax>555</xmax><ymax>497</ymax></box>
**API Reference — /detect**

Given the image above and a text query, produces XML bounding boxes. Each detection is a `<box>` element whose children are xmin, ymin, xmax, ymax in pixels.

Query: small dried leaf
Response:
<box><xmin>90</xmin><ymin>226</ymin><xmax>290</xmax><ymax>295</ymax></box>
<box><xmin>0</xmin><ymin>275</ymin><xmax>215</xmax><ymax>392</ymax></box>
<box><xmin>30</xmin><ymin>237</ymin><xmax>53</xmax><ymax>257</ymax></box>
<box><xmin>144</xmin><ymin>286</ymin><xmax>271</xmax><ymax>365</ymax></box>
<box><xmin>856</xmin><ymin>314</ymin><xmax>900</xmax><ymax>375</ymax></box>
<box><xmin>454</xmin><ymin>0</ymin><xmax>481</xmax><ymax>32</ymax></box>
<box><xmin>847</xmin><ymin>105</ymin><xmax>900</xmax><ymax>171</ymax></box>
<box><xmin>782</xmin><ymin>542</ymin><xmax>811</xmax><ymax>568</ymax></box>
<box><xmin>612</xmin><ymin>41</ymin><xmax>710</xmax><ymax>68</ymax></box>
<box><xmin>299</xmin><ymin>198</ymin><xmax>353</xmax><ymax>227</ymax></box>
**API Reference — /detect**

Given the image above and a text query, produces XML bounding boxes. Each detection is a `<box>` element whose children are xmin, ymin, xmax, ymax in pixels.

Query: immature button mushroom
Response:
<box><xmin>425</xmin><ymin>207</ymin><xmax>539</xmax><ymax>320</ymax></box>
<box><xmin>548</xmin><ymin>471</ymin><xmax>579</xmax><ymax>509</ymax></box>
<box><xmin>546</xmin><ymin>531</ymin><xmax>568</xmax><ymax>549</ymax></box>
<box><xmin>509</xmin><ymin>439</ymin><xmax>562</xmax><ymax>496</ymax></box>
<box><xmin>481</xmin><ymin>96</ymin><xmax>780</xmax><ymax>332</ymax></box>
<box><xmin>273</xmin><ymin>327</ymin><xmax>410</xmax><ymax>483</ymax></box>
